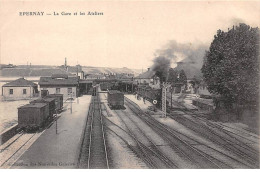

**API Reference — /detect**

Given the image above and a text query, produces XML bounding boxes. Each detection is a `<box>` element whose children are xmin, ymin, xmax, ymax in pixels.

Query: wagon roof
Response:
<box><xmin>108</xmin><ymin>90</ymin><xmax>122</xmax><ymax>94</ymax></box>
<box><xmin>30</xmin><ymin>98</ymin><xmax>56</xmax><ymax>103</ymax></box>
<box><xmin>19</xmin><ymin>103</ymin><xmax>47</xmax><ymax>109</ymax></box>
<box><xmin>3</xmin><ymin>78</ymin><xmax>37</xmax><ymax>87</ymax></box>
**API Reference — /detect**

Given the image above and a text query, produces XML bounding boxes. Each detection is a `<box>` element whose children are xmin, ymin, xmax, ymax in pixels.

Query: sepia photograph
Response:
<box><xmin>0</xmin><ymin>0</ymin><xmax>259</xmax><ymax>169</ymax></box>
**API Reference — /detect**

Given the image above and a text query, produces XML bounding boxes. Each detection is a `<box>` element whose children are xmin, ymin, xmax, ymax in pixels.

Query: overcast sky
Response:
<box><xmin>0</xmin><ymin>0</ymin><xmax>259</xmax><ymax>69</ymax></box>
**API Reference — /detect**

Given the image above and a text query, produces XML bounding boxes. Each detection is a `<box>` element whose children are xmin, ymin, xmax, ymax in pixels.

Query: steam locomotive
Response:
<box><xmin>137</xmin><ymin>85</ymin><xmax>163</xmax><ymax>107</ymax></box>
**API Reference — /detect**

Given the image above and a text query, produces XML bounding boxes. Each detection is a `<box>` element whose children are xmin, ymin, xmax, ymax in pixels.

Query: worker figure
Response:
<box><xmin>143</xmin><ymin>96</ymin><xmax>146</xmax><ymax>104</ymax></box>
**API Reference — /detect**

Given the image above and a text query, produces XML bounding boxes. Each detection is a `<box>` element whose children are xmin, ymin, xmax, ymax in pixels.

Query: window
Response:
<box><xmin>23</xmin><ymin>89</ymin><xmax>27</xmax><ymax>94</ymax></box>
<box><xmin>9</xmin><ymin>89</ymin><xmax>13</xmax><ymax>95</ymax></box>
<box><xmin>56</xmin><ymin>88</ymin><xmax>60</xmax><ymax>94</ymax></box>
<box><xmin>68</xmin><ymin>88</ymin><xmax>72</xmax><ymax>95</ymax></box>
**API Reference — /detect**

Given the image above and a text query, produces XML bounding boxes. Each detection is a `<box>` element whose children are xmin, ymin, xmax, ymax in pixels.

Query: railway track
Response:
<box><xmin>141</xmin><ymin>114</ymin><xmax>254</xmax><ymax>168</ymax></box>
<box><xmin>0</xmin><ymin>131</ymin><xmax>42</xmax><ymax>168</ymax></box>
<box><xmin>170</xmin><ymin>114</ymin><xmax>259</xmax><ymax>168</ymax></box>
<box><xmin>78</xmin><ymin>94</ymin><xmax>109</xmax><ymax>169</ymax></box>
<box><xmin>114</xmin><ymin>109</ymin><xmax>178</xmax><ymax>168</ymax></box>
<box><xmin>193</xmin><ymin>115</ymin><xmax>259</xmax><ymax>144</ymax></box>
<box><xmin>125</xmin><ymin>97</ymin><xmax>225</xmax><ymax>168</ymax></box>
<box><xmin>165</xmin><ymin>94</ymin><xmax>259</xmax><ymax>168</ymax></box>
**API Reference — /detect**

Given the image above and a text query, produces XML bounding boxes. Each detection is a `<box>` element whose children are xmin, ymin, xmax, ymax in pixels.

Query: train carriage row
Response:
<box><xmin>18</xmin><ymin>94</ymin><xmax>63</xmax><ymax>132</ymax></box>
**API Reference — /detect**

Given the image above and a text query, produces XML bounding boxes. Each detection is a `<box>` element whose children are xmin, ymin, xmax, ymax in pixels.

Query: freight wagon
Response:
<box><xmin>30</xmin><ymin>97</ymin><xmax>56</xmax><ymax>119</ymax></box>
<box><xmin>107</xmin><ymin>90</ymin><xmax>124</xmax><ymax>109</ymax></box>
<box><xmin>18</xmin><ymin>103</ymin><xmax>49</xmax><ymax>131</ymax></box>
<box><xmin>46</xmin><ymin>94</ymin><xmax>63</xmax><ymax>111</ymax></box>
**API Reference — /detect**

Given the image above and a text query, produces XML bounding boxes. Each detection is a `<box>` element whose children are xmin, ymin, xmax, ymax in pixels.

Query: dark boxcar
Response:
<box><xmin>107</xmin><ymin>90</ymin><xmax>124</xmax><ymax>108</ymax></box>
<box><xmin>18</xmin><ymin>103</ymin><xmax>49</xmax><ymax>130</ymax></box>
<box><xmin>46</xmin><ymin>94</ymin><xmax>63</xmax><ymax>111</ymax></box>
<box><xmin>30</xmin><ymin>97</ymin><xmax>56</xmax><ymax>118</ymax></box>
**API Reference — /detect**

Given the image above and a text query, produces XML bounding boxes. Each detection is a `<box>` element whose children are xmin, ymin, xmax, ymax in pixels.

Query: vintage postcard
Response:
<box><xmin>0</xmin><ymin>0</ymin><xmax>259</xmax><ymax>169</ymax></box>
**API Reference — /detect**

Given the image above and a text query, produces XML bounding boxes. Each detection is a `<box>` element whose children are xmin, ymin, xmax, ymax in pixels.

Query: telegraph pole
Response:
<box><xmin>162</xmin><ymin>83</ymin><xmax>167</xmax><ymax>118</ymax></box>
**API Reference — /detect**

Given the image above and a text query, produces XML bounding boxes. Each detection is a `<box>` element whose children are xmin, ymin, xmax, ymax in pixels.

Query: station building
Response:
<box><xmin>39</xmin><ymin>74</ymin><xmax>79</xmax><ymax>100</ymax></box>
<box><xmin>2</xmin><ymin>78</ymin><xmax>38</xmax><ymax>100</ymax></box>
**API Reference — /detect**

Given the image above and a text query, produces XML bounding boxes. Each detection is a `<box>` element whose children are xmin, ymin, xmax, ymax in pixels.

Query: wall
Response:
<box><xmin>3</xmin><ymin>86</ymin><xmax>35</xmax><ymax>100</ymax></box>
<box><xmin>0</xmin><ymin>125</ymin><xmax>18</xmax><ymax>145</ymax></box>
<box><xmin>40</xmin><ymin>86</ymin><xmax>77</xmax><ymax>100</ymax></box>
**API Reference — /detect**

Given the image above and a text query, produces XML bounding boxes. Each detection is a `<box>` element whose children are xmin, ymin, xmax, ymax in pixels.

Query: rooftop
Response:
<box><xmin>39</xmin><ymin>76</ymin><xmax>78</xmax><ymax>86</ymax></box>
<box><xmin>2</xmin><ymin>78</ymin><xmax>37</xmax><ymax>87</ymax></box>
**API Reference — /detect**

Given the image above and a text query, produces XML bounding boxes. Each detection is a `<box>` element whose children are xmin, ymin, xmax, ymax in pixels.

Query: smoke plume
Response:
<box><xmin>151</xmin><ymin>40</ymin><xmax>208</xmax><ymax>82</ymax></box>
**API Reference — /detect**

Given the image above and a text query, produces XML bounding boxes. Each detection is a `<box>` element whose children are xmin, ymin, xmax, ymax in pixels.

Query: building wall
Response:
<box><xmin>3</xmin><ymin>86</ymin><xmax>35</xmax><ymax>100</ymax></box>
<box><xmin>40</xmin><ymin>86</ymin><xmax>77</xmax><ymax>100</ymax></box>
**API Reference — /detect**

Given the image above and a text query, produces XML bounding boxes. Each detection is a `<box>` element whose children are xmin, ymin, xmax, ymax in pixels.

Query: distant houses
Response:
<box><xmin>38</xmin><ymin>74</ymin><xmax>79</xmax><ymax>100</ymax></box>
<box><xmin>2</xmin><ymin>78</ymin><xmax>38</xmax><ymax>100</ymax></box>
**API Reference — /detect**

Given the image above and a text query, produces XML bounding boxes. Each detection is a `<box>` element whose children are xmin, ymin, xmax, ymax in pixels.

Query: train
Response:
<box><xmin>18</xmin><ymin>94</ymin><xmax>63</xmax><ymax>132</ymax></box>
<box><xmin>107</xmin><ymin>90</ymin><xmax>124</xmax><ymax>109</ymax></box>
<box><xmin>137</xmin><ymin>85</ymin><xmax>163</xmax><ymax>107</ymax></box>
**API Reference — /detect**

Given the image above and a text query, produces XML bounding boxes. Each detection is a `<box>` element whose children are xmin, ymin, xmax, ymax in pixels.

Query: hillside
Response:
<box><xmin>82</xmin><ymin>66</ymin><xmax>142</xmax><ymax>76</ymax></box>
<box><xmin>0</xmin><ymin>65</ymin><xmax>142</xmax><ymax>77</ymax></box>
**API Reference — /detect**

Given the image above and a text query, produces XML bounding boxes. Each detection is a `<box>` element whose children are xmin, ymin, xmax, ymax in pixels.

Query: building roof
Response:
<box><xmin>39</xmin><ymin>76</ymin><xmax>78</xmax><ymax>86</ymax></box>
<box><xmin>18</xmin><ymin>103</ymin><xmax>47</xmax><ymax>109</ymax></box>
<box><xmin>135</xmin><ymin>70</ymin><xmax>155</xmax><ymax>79</ymax></box>
<box><xmin>2</xmin><ymin>78</ymin><xmax>37</xmax><ymax>87</ymax></box>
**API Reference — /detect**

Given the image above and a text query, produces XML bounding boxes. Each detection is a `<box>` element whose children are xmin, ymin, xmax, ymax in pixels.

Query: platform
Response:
<box><xmin>10</xmin><ymin>95</ymin><xmax>91</xmax><ymax>169</ymax></box>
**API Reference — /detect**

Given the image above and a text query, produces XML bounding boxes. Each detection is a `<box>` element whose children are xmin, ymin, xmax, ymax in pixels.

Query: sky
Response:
<box><xmin>0</xmin><ymin>0</ymin><xmax>259</xmax><ymax>69</ymax></box>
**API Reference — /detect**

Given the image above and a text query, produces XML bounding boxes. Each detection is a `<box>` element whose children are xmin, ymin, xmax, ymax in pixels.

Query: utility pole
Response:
<box><xmin>162</xmin><ymin>82</ymin><xmax>170</xmax><ymax>118</ymax></box>
<box><xmin>162</xmin><ymin>83</ymin><xmax>167</xmax><ymax>118</ymax></box>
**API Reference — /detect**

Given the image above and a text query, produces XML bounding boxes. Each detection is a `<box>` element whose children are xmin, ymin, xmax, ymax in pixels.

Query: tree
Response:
<box><xmin>178</xmin><ymin>70</ymin><xmax>187</xmax><ymax>87</ymax></box>
<box><xmin>167</xmin><ymin>68</ymin><xmax>178</xmax><ymax>85</ymax></box>
<box><xmin>167</xmin><ymin>68</ymin><xmax>178</xmax><ymax>108</ymax></box>
<box><xmin>201</xmin><ymin>23</ymin><xmax>259</xmax><ymax>108</ymax></box>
